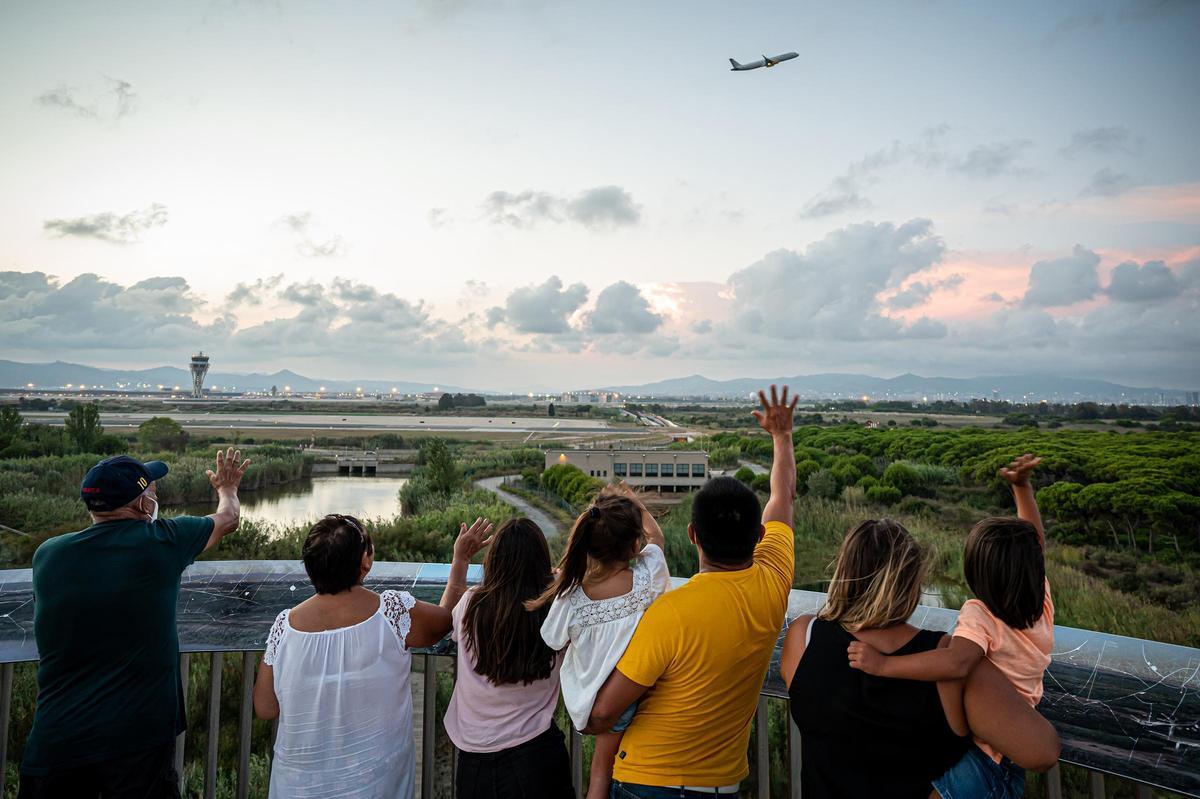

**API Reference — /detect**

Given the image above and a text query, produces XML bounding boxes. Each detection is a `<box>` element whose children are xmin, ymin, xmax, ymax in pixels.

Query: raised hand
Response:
<box><xmin>206</xmin><ymin>447</ymin><xmax>250</xmax><ymax>493</ymax></box>
<box><xmin>847</xmin><ymin>640</ymin><xmax>887</xmax><ymax>676</ymax></box>
<box><xmin>752</xmin><ymin>384</ymin><xmax>798</xmax><ymax>437</ymax></box>
<box><xmin>453</xmin><ymin>517</ymin><xmax>494</xmax><ymax>562</ymax></box>
<box><xmin>999</xmin><ymin>453</ymin><xmax>1042</xmax><ymax>487</ymax></box>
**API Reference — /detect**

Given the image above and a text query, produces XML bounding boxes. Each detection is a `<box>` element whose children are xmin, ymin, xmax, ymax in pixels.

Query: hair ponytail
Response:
<box><xmin>525</xmin><ymin>494</ymin><xmax>643</xmax><ymax>611</ymax></box>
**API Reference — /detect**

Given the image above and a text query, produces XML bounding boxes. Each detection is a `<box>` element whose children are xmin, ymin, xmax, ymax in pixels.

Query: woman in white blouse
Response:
<box><xmin>253</xmin><ymin>513</ymin><xmax>493</xmax><ymax>799</ymax></box>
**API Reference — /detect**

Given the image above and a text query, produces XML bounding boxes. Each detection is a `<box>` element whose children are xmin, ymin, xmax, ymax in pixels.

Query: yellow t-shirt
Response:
<box><xmin>613</xmin><ymin>520</ymin><xmax>794</xmax><ymax>787</ymax></box>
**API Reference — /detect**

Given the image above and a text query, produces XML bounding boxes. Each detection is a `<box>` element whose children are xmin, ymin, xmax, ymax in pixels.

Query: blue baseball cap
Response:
<box><xmin>80</xmin><ymin>455</ymin><xmax>169</xmax><ymax>512</ymax></box>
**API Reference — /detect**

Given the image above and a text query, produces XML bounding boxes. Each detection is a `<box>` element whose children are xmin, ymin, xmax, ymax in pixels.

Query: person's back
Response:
<box><xmin>20</xmin><ymin>450</ymin><xmax>248</xmax><ymax>798</ymax></box>
<box><xmin>26</xmin><ymin>516</ymin><xmax>212</xmax><ymax>772</ymax></box>
<box><xmin>589</xmin><ymin>386</ymin><xmax>799</xmax><ymax>796</ymax></box>
<box><xmin>614</xmin><ymin>524</ymin><xmax>791</xmax><ymax>786</ymax></box>
<box><xmin>791</xmin><ymin>619</ymin><xmax>966</xmax><ymax>798</ymax></box>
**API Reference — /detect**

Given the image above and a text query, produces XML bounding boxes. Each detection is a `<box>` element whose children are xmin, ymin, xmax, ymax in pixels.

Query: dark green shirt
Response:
<box><xmin>22</xmin><ymin>515</ymin><xmax>214</xmax><ymax>774</ymax></box>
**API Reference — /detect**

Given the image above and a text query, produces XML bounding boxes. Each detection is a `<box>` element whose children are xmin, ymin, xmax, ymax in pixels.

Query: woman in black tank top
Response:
<box><xmin>781</xmin><ymin>520</ymin><xmax>968</xmax><ymax>799</ymax></box>
<box><xmin>789</xmin><ymin>619</ymin><xmax>967</xmax><ymax>798</ymax></box>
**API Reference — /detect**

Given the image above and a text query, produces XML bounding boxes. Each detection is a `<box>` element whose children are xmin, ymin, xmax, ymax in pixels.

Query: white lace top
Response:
<box><xmin>263</xmin><ymin>589</ymin><xmax>418</xmax><ymax>799</ymax></box>
<box><xmin>540</xmin><ymin>545</ymin><xmax>671</xmax><ymax>730</ymax></box>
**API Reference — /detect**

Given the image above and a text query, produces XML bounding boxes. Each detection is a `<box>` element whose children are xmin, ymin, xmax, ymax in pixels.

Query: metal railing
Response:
<box><xmin>0</xmin><ymin>650</ymin><xmax>1173</xmax><ymax>799</ymax></box>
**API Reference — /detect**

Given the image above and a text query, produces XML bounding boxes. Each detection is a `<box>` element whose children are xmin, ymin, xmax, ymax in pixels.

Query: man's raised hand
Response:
<box><xmin>752</xmin><ymin>384</ymin><xmax>798</xmax><ymax>438</ymax></box>
<box><xmin>999</xmin><ymin>453</ymin><xmax>1042</xmax><ymax>487</ymax></box>
<box><xmin>206</xmin><ymin>447</ymin><xmax>250</xmax><ymax>492</ymax></box>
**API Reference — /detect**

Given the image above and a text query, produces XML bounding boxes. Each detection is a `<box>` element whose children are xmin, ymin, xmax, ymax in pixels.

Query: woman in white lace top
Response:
<box><xmin>253</xmin><ymin>513</ymin><xmax>493</xmax><ymax>799</ymax></box>
<box><xmin>528</xmin><ymin>484</ymin><xmax>672</xmax><ymax>799</ymax></box>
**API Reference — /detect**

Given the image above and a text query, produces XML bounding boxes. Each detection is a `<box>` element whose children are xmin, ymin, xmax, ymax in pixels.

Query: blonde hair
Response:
<box><xmin>818</xmin><ymin>519</ymin><xmax>926</xmax><ymax>632</ymax></box>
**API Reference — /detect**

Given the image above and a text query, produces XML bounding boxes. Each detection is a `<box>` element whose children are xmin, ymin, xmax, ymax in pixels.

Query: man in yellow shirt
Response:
<box><xmin>587</xmin><ymin>386</ymin><xmax>797</xmax><ymax>797</ymax></box>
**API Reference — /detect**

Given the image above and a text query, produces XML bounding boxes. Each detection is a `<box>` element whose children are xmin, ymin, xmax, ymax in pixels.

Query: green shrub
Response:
<box><xmin>806</xmin><ymin>468</ymin><xmax>839</xmax><ymax>500</ymax></box>
<box><xmin>881</xmin><ymin>462</ymin><xmax>922</xmax><ymax>496</ymax></box>
<box><xmin>795</xmin><ymin>459</ymin><xmax>822</xmax><ymax>492</ymax></box>
<box><xmin>733</xmin><ymin>467</ymin><xmax>756</xmax><ymax>484</ymax></box>
<box><xmin>865</xmin><ymin>485</ymin><xmax>902</xmax><ymax>505</ymax></box>
<box><xmin>751</xmin><ymin>473</ymin><xmax>771</xmax><ymax>493</ymax></box>
<box><xmin>856</xmin><ymin>475</ymin><xmax>879</xmax><ymax>490</ymax></box>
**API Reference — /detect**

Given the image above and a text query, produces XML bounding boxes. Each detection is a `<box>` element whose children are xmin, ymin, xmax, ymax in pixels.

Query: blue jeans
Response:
<box><xmin>932</xmin><ymin>744</ymin><xmax>1025</xmax><ymax>799</ymax></box>
<box><xmin>610</xmin><ymin>782</ymin><xmax>735</xmax><ymax>798</ymax></box>
<box><xmin>611</xmin><ymin>700</ymin><xmax>639</xmax><ymax>733</ymax></box>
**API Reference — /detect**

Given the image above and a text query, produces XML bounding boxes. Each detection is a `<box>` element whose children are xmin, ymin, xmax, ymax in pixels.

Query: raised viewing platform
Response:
<box><xmin>0</xmin><ymin>562</ymin><xmax>1195</xmax><ymax>798</ymax></box>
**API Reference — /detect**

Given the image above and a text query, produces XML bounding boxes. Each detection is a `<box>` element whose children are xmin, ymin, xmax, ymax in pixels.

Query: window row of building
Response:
<box><xmin>595</xmin><ymin>462</ymin><xmax>706</xmax><ymax>478</ymax></box>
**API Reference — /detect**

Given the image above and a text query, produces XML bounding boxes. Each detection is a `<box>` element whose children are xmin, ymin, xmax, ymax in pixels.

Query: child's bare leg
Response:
<box><xmin>587</xmin><ymin>731</ymin><xmax>622</xmax><ymax>799</ymax></box>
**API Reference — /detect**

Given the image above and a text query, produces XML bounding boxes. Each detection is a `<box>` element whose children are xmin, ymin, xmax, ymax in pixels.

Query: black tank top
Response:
<box><xmin>788</xmin><ymin>619</ymin><xmax>969</xmax><ymax>799</ymax></box>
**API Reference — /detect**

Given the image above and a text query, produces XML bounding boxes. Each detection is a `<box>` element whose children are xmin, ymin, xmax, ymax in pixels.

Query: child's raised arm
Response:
<box><xmin>848</xmin><ymin>636</ymin><xmax>985</xmax><ymax>681</ymax></box>
<box><xmin>1000</xmin><ymin>454</ymin><xmax>1044</xmax><ymax>548</ymax></box>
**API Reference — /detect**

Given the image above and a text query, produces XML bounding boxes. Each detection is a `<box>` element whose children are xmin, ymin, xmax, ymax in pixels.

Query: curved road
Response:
<box><xmin>474</xmin><ymin>476</ymin><xmax>561</xmax><ymax>538</ymax></box>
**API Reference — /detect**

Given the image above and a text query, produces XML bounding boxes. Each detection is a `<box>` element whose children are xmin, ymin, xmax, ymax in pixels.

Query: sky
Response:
<box><xmin>1</xmin><ymin>0</ymin><xmax>1198</xmax><ymax>392</ymax></box>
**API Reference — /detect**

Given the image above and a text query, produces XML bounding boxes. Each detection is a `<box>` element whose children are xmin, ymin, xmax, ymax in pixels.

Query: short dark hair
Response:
<box><xmin>963</xmin><ymin>517</ymin><xmax>1045</xmax><ymax>630</ymax></box>
<box><xmin>302</xmin><ymin>514</ymin><xmax>374</xmax><ymax>595</ymax></box>
<box><xmin>691</xmin><ymin>476</ymin><xmax>762</xmax><ymax>565</ymax></box>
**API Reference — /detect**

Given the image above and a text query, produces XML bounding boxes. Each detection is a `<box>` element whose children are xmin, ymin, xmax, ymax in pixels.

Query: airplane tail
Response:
<box><xmin>729</xmin><ymin>58</ymin><xmax>741</xmax><ymax>69</ymax></box>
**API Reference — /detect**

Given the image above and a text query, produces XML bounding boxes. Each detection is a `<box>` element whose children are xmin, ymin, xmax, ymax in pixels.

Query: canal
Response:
<box><xmin>183</xmin><ymin>475</ymin><xmax>408</xmax><ymax>530</ymax></box>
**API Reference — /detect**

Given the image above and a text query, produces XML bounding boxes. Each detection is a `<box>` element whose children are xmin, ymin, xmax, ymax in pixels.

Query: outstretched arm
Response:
<box><xmin>1000</xmin><ymin>454</ymin><xmax>1044</xmax><ymax>547</ymax></box>
<box><xmin>204</xmin><ymin>447</ymin><xmax>251</xmax><ymax>552</ymax></box>
<box><xmin>754</xmin><ymin>385</ymin><xmax>797</xmax><ymax>528</ymax></box>
<box><xmin>848</xmin><ymin>636</ymin><xmax>985</xmax><ymax>681</ymax></box>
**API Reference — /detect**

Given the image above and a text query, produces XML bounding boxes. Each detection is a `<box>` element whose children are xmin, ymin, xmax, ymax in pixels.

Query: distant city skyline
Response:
<box><xmin>1</xmin><ymin>1</ymin><xmax>1198</xmax><ymax>391</ymax></box>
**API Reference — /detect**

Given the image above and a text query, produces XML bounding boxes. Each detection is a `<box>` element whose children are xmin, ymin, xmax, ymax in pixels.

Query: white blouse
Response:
<box><xmin>264</xmin><ymin>589</ymin><xmax>417</xmax><ymax>799</ymax></box>
<box><xmin>540</xmin><ymin>545</ymin><xmax>671</xmax><ymax>730</ymax></box>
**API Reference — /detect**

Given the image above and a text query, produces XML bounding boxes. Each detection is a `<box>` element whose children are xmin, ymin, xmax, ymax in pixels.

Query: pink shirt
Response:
<box><xmin>443</xmin><ymin>588</ymin><xmax>564</xmax><ymax>753</ymax></box>
<box><xmin>954</xmin><ymin>578</ymin><xmax>1054</xmax><ymax>760</ymax></box>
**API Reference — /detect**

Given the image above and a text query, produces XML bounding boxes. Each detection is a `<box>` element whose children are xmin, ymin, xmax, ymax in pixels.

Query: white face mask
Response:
<box><xmin>144</xmin><ymin>494</ymin><xmax>159</xmax><ymax>523</ymax></box>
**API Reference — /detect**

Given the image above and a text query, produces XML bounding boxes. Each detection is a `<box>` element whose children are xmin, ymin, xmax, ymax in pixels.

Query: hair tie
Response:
<box><xmin>587</xmin><ymin>506</ymin><xmax>601</xmax><ymax>520</ymax></box>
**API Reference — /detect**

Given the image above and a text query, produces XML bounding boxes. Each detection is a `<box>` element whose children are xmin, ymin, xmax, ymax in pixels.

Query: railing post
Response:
<box><xmin>1133</xmin><ymin>783</ymin><xmax>1153</xmax><ymax>799</ymax></box>
<box><xmin>755</xmin><ymin>697</ymin><xmax>769</xmax><ymax>799</ymax></box>
<box><xmin>237</xmin><ymin>651</ymin><xmax>255</xmax><ymax>799</ymax></box>
<box><xmin>0</xmin><ymin>662</ymin><xmax>14</xmax><ymax>798</ymax></box>
<box><xmin>176</xmin><ymin>653</ymin><xmax>190</xmax><ymax>791</ymax></box>
<box><xmin>1088</xmin><ymin>770</ymin><xmax>1105</xmax><ymax>798</ymax></box>
<box><xmin>205</xmin><ymin>652</ymin><xmax>222</xmax><ymax>799</ymax></box>
<box><xmin>1044</xmin><ymin>763</ymin><xmax>1063</xmax><ymax>799</ymax></box>
<box><xmin>788</xmin><ymin>715</ymin><xmax>802</xmax><ymax>799</ymax></box>
<box><xmin>421</xmin><ymin>655</ymin><xmax>437</xmax><ymax>799</ymax></box>
<box><xmin>571</xmin><ymin>728</ymin><xmax>584</xmax><ymax>799</ymax></box>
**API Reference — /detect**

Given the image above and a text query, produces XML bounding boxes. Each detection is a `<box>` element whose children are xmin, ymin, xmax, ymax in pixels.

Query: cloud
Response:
<box><xmin>1105</xmin><ymin>260</ymin><xmax>1180</xmax><ymax>302</ymax></box>
<box><xmin>690</xmin><ymin>319</ymin><xmax>713</xmax><ymax>334</ymax></box>
<box><xmin>278</xmin><ymin>212</ymin><xmax>346</xmax><ymax>257</ymax></box>
<box><xmin>34</xmin><ymin>77</ymin><xmax>137</xmax><ymax>121</ymax></box>
<box><xmin>981</xmin><ymin>291</ymin><xmax>1008</xmax><ymax>303</ymax></box>
<box><xmin>886</xmin><ymin>274</ymin><xmax>965</xmax><ymax>310</ymax></box>
<box><xmin>726</xmin><ymin>218</ymin><xmax>946</xmax><ymax>340</ymax></box>
<box><xmin>801</xmin><ymin>128</ymin><xmax>1032</xmax><ymax>218</ymax></box>
<box><xmin>227</xmin><ymin>274</ymin><xmax>283</xmax><ymax>306</ymax></box>
<box><xmin>427</xmin><ymin>208</ymin><xmax>451</xmax><ymax>229</ymax></box>
<box><xmin>491</xmin><ymin>276</ymin><xmax>588</xmax><ymax>334</ymax></box>
<box><xmin>1022</xmin><ymin>245</ymin><xmax>1101</xmax><ymax>307</ymax></box>
<box><xmin>43</xmin><ymin>203</ymin><xmax>168</xmax><ymax>244</ymax></box>
<box><xmin>483</xmin><ymin>186</ymin><xmax>641</xmax><ymax>229</ymax></box>
<box><xmin>952</xmin><ymin>140</ymin><xmax>1033</xmax><ymax>178</ymax></box>
<box><xmin>1081</xmin><ymin>167</ymin><xmax>1138</xmax><ymax>197</ymax></box>
<box><xmin>584</xmin><ymin>281</ymin><xmax>665</xmax><ymax>334</ymax></box>
<box><xmin>1061</xmin><ymin>126</ymin><xmax>1144</xmax><ymax>157</ymax></box>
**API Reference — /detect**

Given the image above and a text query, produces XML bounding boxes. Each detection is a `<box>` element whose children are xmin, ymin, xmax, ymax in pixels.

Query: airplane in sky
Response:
<box><xmin>729</xmin><ymin>52</ymin><xmax>799</xmax><ymax>71</ymax></box>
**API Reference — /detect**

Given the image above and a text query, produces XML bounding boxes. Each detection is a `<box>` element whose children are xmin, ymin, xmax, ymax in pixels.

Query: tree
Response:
<box><xmin>548</xmin><ymin>402</ymin><xmax>556</xmax><ymax>417</ymax></box>
<box><xmin>866</xmin><ymin>485</ymin><xmax>902</xmax><ymax>505</ymax></box>
<box><xmin>64</xmin><ymin>403</ymin><xmax>104</xmax><ymax>453</ymax></box>
<box><xmin>421</xmin><ymin>438</ymin><xmax>461</xmax><ymax>494</ymax></box>
<box><xmin>437</xmin><ymin>393</ymin><xmax>455</xmax><ymax>411</ymax></box>
<box><xmin>0</xmin><ymin>406</ymin><xmax>22</xmax><ymax>448</ymax></box>
<box><xmin>881</xmin><ymin>462</ymin><xmax>922</xmax><ymax>496</ymax></box>
<box><xmin>807</xmin><ymin>468</ymin><xmax>839</xmax><ymax>499</ymax></box>
<box><xmin>733</xmin><ymin>466</ymin><xmax>756</xmax><ymax>485</ymax></box>
<box><xmin>138</xmin><ymin>417</ymin><xmax>189</xmax><ymax>453</ymax></box>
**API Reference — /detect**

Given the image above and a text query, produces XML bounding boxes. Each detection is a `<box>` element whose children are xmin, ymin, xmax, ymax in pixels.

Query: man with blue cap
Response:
<box><xmin>19</xmin><ymin>447</ymin><xmax>249</xmax><ymax>799</ymax></box>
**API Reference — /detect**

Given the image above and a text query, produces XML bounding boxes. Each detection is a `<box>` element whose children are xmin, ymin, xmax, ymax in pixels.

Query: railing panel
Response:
<box><xmin>0</xmin><ymin>563</ymin><xmax>1195</xmax><ymax>795</ymax></box>
<box><xmin>176</xmin><ymin>652</ymin><xmax>190</xmax><ymax>790</ymax></box>
<box><xmin>237</xmin><ymin>651</ymin><xmax>255</xmax><ymax>799</ymax></box>
<box><xmin>206</xmin><ymin>651</ymin><xmax>222</xmax><ymax>799</ymax></box>
<box><xmin>0</xmin><ymin>661</ymin><xmax>13</xmax><ymax>798</ymax></box>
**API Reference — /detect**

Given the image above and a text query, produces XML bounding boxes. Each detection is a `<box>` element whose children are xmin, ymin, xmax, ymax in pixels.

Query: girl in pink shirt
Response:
<box><xmin>848</xmin><ymin>454</ymin><xmax>1053</xmax><ymax>799</ymax></box>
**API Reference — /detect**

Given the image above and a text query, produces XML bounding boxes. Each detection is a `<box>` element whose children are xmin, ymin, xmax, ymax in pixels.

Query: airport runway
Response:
<box><xmin>21</xmin><ymin>411</ymin><xmax>618</xmax><ymax>434</ymax></box>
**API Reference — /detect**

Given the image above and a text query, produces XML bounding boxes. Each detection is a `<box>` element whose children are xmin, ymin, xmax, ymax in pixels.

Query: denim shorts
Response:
<box><xmin>611</xmin><ymin>699</ymin><xmax>639</xmax><ymax>733</ymax></box>
<box><xmin>932</xmin><ymin>744</ymin><xmax>1025</xmax><ymax>799</ymax></box>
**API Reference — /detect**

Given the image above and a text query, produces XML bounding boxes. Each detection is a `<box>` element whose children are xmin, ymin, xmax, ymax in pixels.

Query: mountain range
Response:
<box><xmin>0</xmin><ymin>359</ymin><xmax>1190</xmax><ymax>403</ymax></box>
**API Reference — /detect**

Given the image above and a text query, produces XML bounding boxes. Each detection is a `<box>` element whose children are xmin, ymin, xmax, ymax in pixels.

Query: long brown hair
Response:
<box><xmin>964</xmin><ymin>517</ymin><xmax>1045</xmax><ymax>629</ymax></box>
<box><xmin>819</xmin><ymin>519</ymin><xmax>926</xmax><ymax>632</ymax></box>
<box><xmin>462</xmin><ymin>517</ymin><xmax>557</xmax><ymax>685</ymax></box>
<box><xmin>526</xmin><ymin>493</ymin><xmax>643</xmax><ymax>611</ymax></box>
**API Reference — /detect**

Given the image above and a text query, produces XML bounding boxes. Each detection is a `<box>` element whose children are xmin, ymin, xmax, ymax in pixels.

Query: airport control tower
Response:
<box><xmin>189</xmin><ymin>352</ymin><xmax>210</xmax><ymax>398</ymax></box>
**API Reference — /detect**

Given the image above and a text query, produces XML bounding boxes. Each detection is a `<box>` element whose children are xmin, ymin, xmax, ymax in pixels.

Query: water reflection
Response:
<box><xmin>182</xmin><ymin>476</ymin><xmax>407</xmax><ymax>530</ymax></box>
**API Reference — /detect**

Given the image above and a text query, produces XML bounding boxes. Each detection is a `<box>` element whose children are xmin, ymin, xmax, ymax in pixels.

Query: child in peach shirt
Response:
<box><xmin>848</xmin><ymin>453</ymin><xmax>1053</xmax><ymax>799</ymax></box>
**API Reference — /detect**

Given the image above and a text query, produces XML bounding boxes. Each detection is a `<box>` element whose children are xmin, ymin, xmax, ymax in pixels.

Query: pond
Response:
<box><xmin>181</xmin><ymin>476</ymin><xmax>407</xmax><ymax>531</ymax></box>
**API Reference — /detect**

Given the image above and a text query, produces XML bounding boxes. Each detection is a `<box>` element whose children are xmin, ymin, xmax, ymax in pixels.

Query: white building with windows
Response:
<box><xmin>545</xmin><ymin>449</ymin><xmax>709</xmax><ymax>492</ymax></box>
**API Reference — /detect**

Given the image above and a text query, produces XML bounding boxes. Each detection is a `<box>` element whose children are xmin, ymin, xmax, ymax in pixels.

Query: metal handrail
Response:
<box><xmin>0</xmin><ymin>650</ymin><xmax>1169</xmax><ymax>799</ymax></box>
